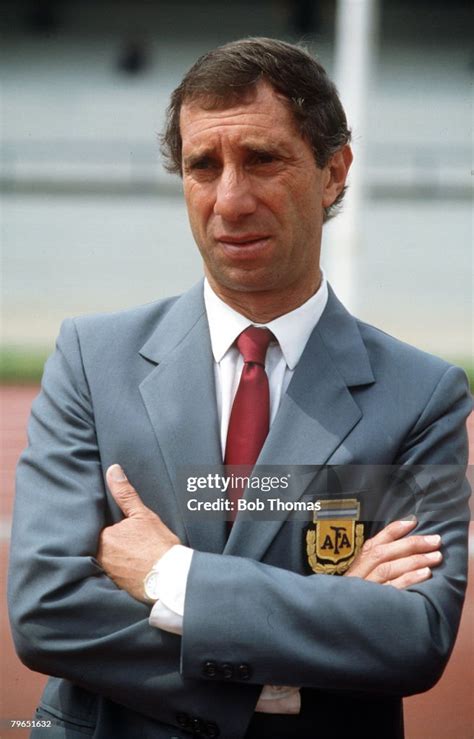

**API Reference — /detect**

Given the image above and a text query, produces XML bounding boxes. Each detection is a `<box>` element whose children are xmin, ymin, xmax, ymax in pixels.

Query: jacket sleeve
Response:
<box><xmin>181</xmin><ymin>366</ymin><xmax>472</xmax><ymax>696</ymax></box>
<box><xmin>7</xmin><ymin>319</ymin><xmax>259</xmax><ymax>738</ymax></box>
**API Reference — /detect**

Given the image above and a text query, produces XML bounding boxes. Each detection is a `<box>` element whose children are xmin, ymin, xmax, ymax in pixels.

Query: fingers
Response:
<box><xmin>352</xmin><ymin>533</ymin><xmax>441</xmax><ymax>580</ymax></box>
<box><xmin>106</xmin><ymin>464</ymin><xmax>151</xmax><ymax>518</ymax></box>
<box><xmin>366</xmin><ymin>550</ymin><xmax>443</xmax><ymax>585</ymax></box>
<box><xmin>345</xmin><ymin>517</ymin><xmax>443</xmax><ymax>586</ymax></box>
<box><xmin>387</xmin><ymin>567</ymin><xmax>432</xmax><ymax>590</ymax></box>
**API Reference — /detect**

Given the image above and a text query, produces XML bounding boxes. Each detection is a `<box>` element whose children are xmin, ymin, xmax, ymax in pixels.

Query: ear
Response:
<box><xmin>322</xmin><ymin>145</ymin><xmax>353</xmax><ymax>209</ymax></box>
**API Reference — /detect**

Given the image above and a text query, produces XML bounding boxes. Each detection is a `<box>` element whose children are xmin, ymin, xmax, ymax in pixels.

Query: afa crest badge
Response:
<box><xmin>306</xmin><ymin>498</ymin><xmax>364</xmax><ymax>575</ymax></box>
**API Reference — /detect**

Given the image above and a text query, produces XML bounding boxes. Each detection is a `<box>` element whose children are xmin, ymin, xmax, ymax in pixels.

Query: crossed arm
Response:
<box><xmin>97</xmin><ymin>461</ymin><xmax>467</xmax><ymax>696</ymax></box>
<box><xmin>98</xmin><ymin>464</ymin><xmax>443</xmax><ymax>601</ymax></box>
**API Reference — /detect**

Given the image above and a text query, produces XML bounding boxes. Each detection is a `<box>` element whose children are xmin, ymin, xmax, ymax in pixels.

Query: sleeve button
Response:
<box><xmin>237</xmin><ymin>663</ymin><xmax>251</xmax><ymax>680</ymax></box>
<box><xmin>221</xmin><ymin>662</ymin><xmax>234</xmax><ymax>679</ymax></box>
<box><xmin>191</xmin><ymin>716</ymin><xmax>203</xmax><ymax>734</ymax></box>
<box><xmin>202</xmin><ymin>660</ymin><xmax>217</xmax><ymax>678</ymax></box>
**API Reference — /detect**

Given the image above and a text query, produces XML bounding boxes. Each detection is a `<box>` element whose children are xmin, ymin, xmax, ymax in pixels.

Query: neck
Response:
<box><xmin>206</xmin><ymin>272</ymin><xmax>322</xmax><ymax>323</ymax></box>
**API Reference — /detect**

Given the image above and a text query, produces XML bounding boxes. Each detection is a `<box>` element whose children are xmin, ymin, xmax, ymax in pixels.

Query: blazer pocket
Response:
<box><xmin>33</xmin><ymin>705</ymin><xmax>95</xmax><ymax>737</ymax></box>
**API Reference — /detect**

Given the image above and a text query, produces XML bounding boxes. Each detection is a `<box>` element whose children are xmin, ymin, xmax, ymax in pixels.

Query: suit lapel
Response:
<box><xmin>138</xmin><ymin>282</ymin><xmax>227</xmax><ymax>553</ymax></box>
<box><xmin>225</xmin><ymin>287</ymin><xmax>375</xmax><ymax>559</ymax></box>
<box><xmin>137</xmin><ymin>283</ymin><xmax>375</xmax><ymax>559</ymax></box>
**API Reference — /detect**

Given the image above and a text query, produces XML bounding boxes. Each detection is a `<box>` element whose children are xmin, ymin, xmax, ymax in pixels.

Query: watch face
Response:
<box><xmin>144</xmin><ymin>570</ymin><xmax>160</xmax><ymax>602</ymax></box>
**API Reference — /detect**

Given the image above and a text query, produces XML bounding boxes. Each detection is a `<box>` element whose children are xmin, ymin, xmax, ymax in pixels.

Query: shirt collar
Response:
<box><xmin>204</xmin><ymin>274</ymin><xmax>328</xmax><ymax>370</ymax></box>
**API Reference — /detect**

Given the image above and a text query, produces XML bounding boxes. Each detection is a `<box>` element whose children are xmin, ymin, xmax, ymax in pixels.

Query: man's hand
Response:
<box><xmin>345</xmin><ymin>518</ymin><xmax>442</xmax><ymax>590</ymax></box>
<box><xmin>97</xmin><ymin>464</ymin><xmax>180</xmax><ymax>602</ymax></box>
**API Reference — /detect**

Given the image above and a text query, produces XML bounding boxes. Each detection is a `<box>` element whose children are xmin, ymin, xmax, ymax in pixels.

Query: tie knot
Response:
<box><xmin>236</xmin><ymin>327</ymin><xmax>273</xmax><ymax>366</ymax></box>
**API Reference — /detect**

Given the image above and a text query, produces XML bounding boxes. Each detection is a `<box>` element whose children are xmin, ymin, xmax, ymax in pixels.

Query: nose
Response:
<box><xmin>213</xmin><ymin>167</ymin><xmax>257</xmax><ymax>221</ymax></box>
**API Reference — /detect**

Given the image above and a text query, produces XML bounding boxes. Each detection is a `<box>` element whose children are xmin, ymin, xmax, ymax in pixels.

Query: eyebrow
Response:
<box><xmin>182</xmin><ymin>150</ymin><xmax>215</xmax><ymax>168</ymax></box>
<box><xmin>182</xmin><ymin>139</ymin><xmax>291</xmax><ymax>167</ymax></box>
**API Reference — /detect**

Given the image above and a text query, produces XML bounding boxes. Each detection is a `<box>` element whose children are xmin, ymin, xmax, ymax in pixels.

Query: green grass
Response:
<box><xmin>462</xmin><ymin>361</ymin><xmax>474</xmax><ymax>392</ymax></box>
<box><xmin>0</xmin><ymin>347</ymin><xmax>52</xmax><ymax>384</ymax></box>
<box><xmin>1</xmin><ymin>346</ymin><xmax>473</xmax><ymax>390</ymax></box>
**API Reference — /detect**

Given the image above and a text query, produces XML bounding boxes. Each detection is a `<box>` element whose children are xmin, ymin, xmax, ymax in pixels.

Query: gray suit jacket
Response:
<box><xmin>8</xmin><ymin>282</ymin><xmax>472</xmax><ymax>739</ymax></box>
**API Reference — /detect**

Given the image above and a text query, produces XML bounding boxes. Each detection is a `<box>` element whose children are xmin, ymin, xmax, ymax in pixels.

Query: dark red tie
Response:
<box><xmin>225</xmin><ymin>327</ymin><xmax>273</xmax><ymax>472</ymax></box>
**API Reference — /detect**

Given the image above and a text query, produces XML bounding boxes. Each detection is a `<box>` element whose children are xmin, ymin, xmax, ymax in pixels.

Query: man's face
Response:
<box><xmin>180</xmin><ymin>82</ymin><xmax>340</xmax><ymax>307</ymax></box>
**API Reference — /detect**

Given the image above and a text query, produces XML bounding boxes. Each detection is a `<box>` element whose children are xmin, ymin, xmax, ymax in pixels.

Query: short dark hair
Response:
<box><xmin>161</xmin><ymin>37</ymin><xmax>351</xmax><ymax>221</ymax></box>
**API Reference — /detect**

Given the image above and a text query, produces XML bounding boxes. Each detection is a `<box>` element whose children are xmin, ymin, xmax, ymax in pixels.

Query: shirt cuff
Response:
<box><xmin>148</xmin><ymin>545</ymin><xmax>193</xmax><ymax>633</ymax></box>
<box><xmin>255</xmin><ymin>686</ymin><xmax>301</xmax><ymax>714</ymax></box>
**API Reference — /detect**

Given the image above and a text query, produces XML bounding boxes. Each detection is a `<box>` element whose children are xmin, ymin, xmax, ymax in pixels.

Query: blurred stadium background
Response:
<box><xmin>1</xmin><ymin>1</ymin><xmax>472</xmax><ymax>737</ymax></box>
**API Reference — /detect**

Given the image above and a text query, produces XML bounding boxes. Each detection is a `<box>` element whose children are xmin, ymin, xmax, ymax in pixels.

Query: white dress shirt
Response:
<box><xmin>149</xmin><ymin>275</ymin><xmax>328</xmax><ymax>713</ymax></box>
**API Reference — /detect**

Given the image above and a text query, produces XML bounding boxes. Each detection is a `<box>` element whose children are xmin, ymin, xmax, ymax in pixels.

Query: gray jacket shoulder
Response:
<box><xmin>357</xmin><ymin>318</ymin><xmax>454</xmax><ymax>376</ymax></box>
<box><xmin>67</xmin><ymin>295</ymin><xmax>179</xmax><ymax>350</ymax></box>
<box><xmin>356</xmin><ymin>318</ymin><xmax>471</xmax><ymax>415</ymax></box>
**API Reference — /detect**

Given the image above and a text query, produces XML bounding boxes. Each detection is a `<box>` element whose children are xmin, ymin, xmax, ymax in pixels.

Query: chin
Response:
<box><xmin>213</xmin><ymin>273</ymin><xmax>283</xmax><ymax>295</ymax></box>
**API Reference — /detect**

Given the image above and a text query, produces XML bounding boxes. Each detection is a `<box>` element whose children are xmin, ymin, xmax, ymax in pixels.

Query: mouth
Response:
<box><xmin>215</xmin><ymin>234</ymin><xmax>271</xmax><ymax>256</ymax></box>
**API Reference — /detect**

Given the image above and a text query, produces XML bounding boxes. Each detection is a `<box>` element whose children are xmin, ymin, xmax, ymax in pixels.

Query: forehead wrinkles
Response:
<box><xmin>180</xmin><ymin>85</ymin><xmax>298</xmax><ymax>145</ymax></box>
<box><xmin>182</xmin><ymin>127</ymin><xmax>281</xmax><ymax>158</ymax></box>
<box><xmin>181</xmin><ymin>109</ymin><xmax>282</xmax><ymax>143</ymax></box>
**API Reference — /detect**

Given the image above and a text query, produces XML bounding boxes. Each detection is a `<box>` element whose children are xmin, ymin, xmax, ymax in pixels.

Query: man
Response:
<box><xmin>9</xmin><ymin>38</ymin><xmax>471</xmax><ymax>739</ymax></box>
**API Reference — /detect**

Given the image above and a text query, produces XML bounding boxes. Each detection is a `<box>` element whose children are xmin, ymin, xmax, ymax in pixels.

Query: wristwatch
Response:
<box><xmin>143</xmin><ymin>565</ymin><xmax>160</xmax><ymax>602</ymax></box>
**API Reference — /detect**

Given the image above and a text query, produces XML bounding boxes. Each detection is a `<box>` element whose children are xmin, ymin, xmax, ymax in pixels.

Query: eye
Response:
<box><xmin>190</xmin><ymin>157</ymin><xmax>214</xmax><ymax>170</ymax></box>
<box><xmin>250</xmin><ymin>151</ymin><xmax>277</xmax><ymax>165</ymax></box>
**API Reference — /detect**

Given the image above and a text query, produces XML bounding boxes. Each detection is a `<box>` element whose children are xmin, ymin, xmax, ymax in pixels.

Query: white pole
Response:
<box><xmin>325</xmin><ymin>0</ymin><xmax>379</xmax><ymax>311</ymax></box>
